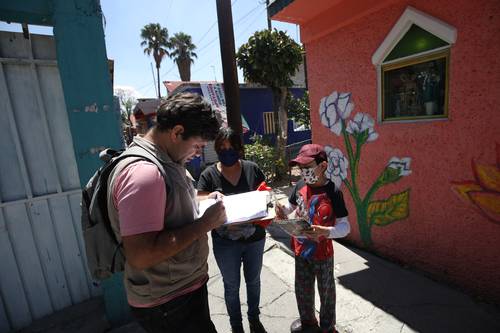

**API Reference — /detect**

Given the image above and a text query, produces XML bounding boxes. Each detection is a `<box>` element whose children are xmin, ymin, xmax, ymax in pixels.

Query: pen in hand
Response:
<box><xmin>208</xmin><ymin>191</ymin><xmax>223</xmax><ymax>202</ymax></box>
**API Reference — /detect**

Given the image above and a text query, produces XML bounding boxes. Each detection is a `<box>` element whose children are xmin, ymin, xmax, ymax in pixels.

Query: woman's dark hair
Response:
<box><xmin>214</xmin><ymin>127</ymin><xmax>244</xmax><ymax>157</ymax></box>
<box><xmin>155</xmin><ymin>93</ymin><xmax>220</xmax><ymax>141</ymax></box>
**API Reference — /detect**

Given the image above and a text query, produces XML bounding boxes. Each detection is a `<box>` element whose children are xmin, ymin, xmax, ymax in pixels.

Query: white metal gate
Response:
<box><xmin>0</xmin><ymin>31</ymin><xmax>99</xmax><ymax>332</ymax></box>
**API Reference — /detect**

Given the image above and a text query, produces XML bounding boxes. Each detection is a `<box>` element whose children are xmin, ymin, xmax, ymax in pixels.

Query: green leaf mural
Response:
<box><xmin>368</xmin><ymin>190</ymin><xmax>410</xmax><ymax>226</ymax></box>
<box><xmin>319</xmin><ymin>91</ymin><xmax>412</xmax><ymax>247</ymax></box>
<box><xmin>379</xmin><ymin>167</ymin><xmax>402</xmax><ymax>185</ymax></box>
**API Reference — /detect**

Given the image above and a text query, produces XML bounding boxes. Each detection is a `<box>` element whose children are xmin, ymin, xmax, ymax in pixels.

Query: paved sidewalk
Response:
<box><xmin>17</xmin><ymin>232</ymin><xmax>500</xmax><ymax>333</ymax></box>
<box><xmin>109</xmin><ymin>230</ymin><xmax>500</xmax><ymax>333</ymax></box>
<box><xmin>16</xmin><ymin>186</ymin><xmax>500</xmax><ymax>333</ymax></box>
<box><xmin>263</xmin><ymin>231</ymin><xmax>500</xmax><ymax>333</ymax></box>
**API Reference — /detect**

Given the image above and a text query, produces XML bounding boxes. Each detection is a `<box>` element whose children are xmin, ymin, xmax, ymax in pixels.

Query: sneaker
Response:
<box><xmin>249</xmin><ymin>318</ymin><xmax>267</xmax><ymax>333</ymax></box>
<box><xmin>290</xmin><ymin>319</ymin><xmax>321</xmax><ymax>333</ymax></box>
<box><xmin>232</xmin><ymin>325</ymin><xmax>245</xmax><ymax>333</ymax></box>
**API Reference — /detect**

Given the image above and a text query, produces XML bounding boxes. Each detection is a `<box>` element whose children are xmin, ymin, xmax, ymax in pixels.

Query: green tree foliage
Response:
<box><xmin>168</xmin><ymin>32</ymin><xmax>197</xmax><ymax>82</ymax></box>
<box><xmin>236</xmin><ymin>29</ymin><xmax>303</xmax><ymax>178</ymax></box>
<box><xmin>140</xmin><ymin>23</ymin><xmax>169</xmax><ymax>98</ymax></box>
<box><xmin>287</xmin><ymin>90</ymin><xmax>310</xmax><ymax>128</ymax></box>
<box><xmin>245</xmin><ymin>135</ymin><xmax>280</xmax><ymax>181</ymax></box>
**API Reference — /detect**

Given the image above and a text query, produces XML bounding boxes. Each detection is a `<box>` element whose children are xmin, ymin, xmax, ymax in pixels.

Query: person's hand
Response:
<box><xmin>275</xmin><ymin>202</ymin><xmax>287</xmax><ymax>220</ymax></box>
<box><xmin>303</xmin><ymin>225</ymin><xmax>330</xmax><ymax>242</ymax></box>
<box><xmin>201</xmin><ymin>201</ymin><xmax>226</xmax><ymax>229</ymax></box>
<box><xmin>207</xmin><ymin>191</ymin><xmax>224</xmax><ymax>200</ymax></box>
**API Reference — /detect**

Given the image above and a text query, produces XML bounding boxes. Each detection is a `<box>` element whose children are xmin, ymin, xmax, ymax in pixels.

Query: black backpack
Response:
<box><xmin>81</xmin><ymin>148</ymin><xmax>166</xmax><ymax>280</ymax></box>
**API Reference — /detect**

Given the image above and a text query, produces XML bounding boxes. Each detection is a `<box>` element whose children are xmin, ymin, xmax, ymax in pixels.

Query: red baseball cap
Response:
<box><xmin>289</xmin><ymin>144</ymin><xmax>326</xmax><ymax>166</ymax></box>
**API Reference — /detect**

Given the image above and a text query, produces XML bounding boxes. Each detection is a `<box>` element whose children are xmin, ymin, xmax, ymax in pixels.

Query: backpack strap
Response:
<box><xmin>94</xmin><ymin>150</ymin><xmax>168</xmax><ymax>251</ymax></box>
<box><xmin>119</xmin><ymin>145</ymin><xmax>189</xmax><ymax>194</ymax></box>
<box><xmin>110</xmin><ymin>239</ymin><xmax>124</xmax><ymax>274</ymax></box>
<box><xmin>119</xmin><ymin>146</ymin><xmax>168</xmax><ymax>179</ymax></box>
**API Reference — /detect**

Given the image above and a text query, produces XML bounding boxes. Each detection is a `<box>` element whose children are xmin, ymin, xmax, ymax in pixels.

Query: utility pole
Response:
<box><xmin>265</xmin><ymin>0</ymin><xmax>272</xmax><ymax>30</ymax></box>
<box><xmin>216</xmin><ymin>0</ymin><xmax>243</xmax><ymax>137</ymax></box>
<box><xmin>150</xmin><ymin>62</ymin><xmax>158</xmax><ymax>98</ymax></box>
<box><xmin>211</xmin><ymin>65</ymin><xmax>218</xmax><ymax>82</ymax></box>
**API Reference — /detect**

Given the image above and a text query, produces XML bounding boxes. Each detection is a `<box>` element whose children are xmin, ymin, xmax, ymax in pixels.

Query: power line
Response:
<box><xmin>135</xmin><ymin>80</ymin><xmax>155</xmax><ymax>92</ymax></box>
<box><xmin>195</xmin><ymin>0</ymin><xmax>240</xmax><ymax>46</ymax></box>
<box><xmin>134</xmin><ymin>62</ymin><xmax>175</xmax><ymax>94</ymax></box>
<box><xmin>141</xmin><ymin>84</ymin><xmax>156</xmax><ymax>96</ymax></box>
<box><xmin>234</xmin><ymin>3</ymin><xmax>262</xmax><ymax>25</ymax></box>
<box><xmin>191</xmin><ymin>47</ymin><xmax>221</xmax><ymax>75</ymax></box>
<box><xmin>196</xmin><ymin>3</ymin><xmax>262</xmax><ymax>57</ymax></box>
<box><xmin>197</xmin><ymin>21</ymin><xmax>218</xmax><ymax>45</ymax></box>
<box><xmin>197</xmin><ymin>35</ymin><xmax>220</xmax><ymax>54</ymax></box>
<box><xmin>135</xmin><ymin>58</ymin><xmax>170</xmax><ymax>90</ymax></box>
<box><xmin>235</xmin><ymin>7</ymin><xmax>267</xmax><ymax>43</ymax></box>
<box><xmin>133</xmin><ymin>0</ymin><xmax>246</xmax><ymax>96</ymax></box>
<box><xmin>162</xmin><ymin>0</ymin><xmax>263</xmax><ymax>83</ymax></box>
<box><xmin>161</xmin><ymin>63</ymin><xmax>177</xmax><ymax>77</ymax></box>
<box><xmin>193</xmin><ymin>3</ymin><xmax>266</xmax><ymax>81</ymax></box>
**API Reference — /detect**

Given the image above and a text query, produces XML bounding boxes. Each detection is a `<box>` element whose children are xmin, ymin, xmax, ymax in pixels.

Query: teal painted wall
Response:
<box><xmin>52</xmin><ymin>0</ymin><xmax>123</xmax><ymax>184</ymax></box>
<box><xmin>0</xmin><ymin>0</ymin><xmax>52</xmax><ymax>26</ymax></box>
<box><xmin>0</xmin><ymin>0</ymin><xmax>123</xmax><ymax>185</ymax></box>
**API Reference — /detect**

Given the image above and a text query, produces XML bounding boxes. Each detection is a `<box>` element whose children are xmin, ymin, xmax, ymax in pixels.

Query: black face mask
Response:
<box><xmin>218</xmin><ymin>148</ymin><xmax>240</xmax><ymax>167</ymax></box>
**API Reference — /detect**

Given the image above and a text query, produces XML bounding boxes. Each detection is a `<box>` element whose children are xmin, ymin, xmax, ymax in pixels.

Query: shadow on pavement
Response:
<box><xmin>336</xmin><ymin>246</ymin><xmax>500</xmax><ymax>333</ymax></box>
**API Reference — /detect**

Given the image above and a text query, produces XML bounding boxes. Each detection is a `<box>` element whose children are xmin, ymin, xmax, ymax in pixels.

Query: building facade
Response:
<box><xmin>271</xmin><ymin>0</ymin><xmax>500</xmax><ymax>302</ymax></box>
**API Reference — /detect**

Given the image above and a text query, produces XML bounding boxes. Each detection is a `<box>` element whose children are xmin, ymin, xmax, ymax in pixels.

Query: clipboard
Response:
<box><xmin>198</xmin><ymin>190</ymin><xmax>274</xmax><ymax>225</ymax></box>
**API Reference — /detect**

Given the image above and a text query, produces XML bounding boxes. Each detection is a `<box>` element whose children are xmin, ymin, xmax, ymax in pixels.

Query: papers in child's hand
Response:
<box><xmin>273</xmin><ymin>218</ymin><xmax>312</xmax><ymax>238</ymax></box>
<box><xmin>198</xmin><ymin>191</ymin><xmax>270</xmax><ymax>225</ymax></box>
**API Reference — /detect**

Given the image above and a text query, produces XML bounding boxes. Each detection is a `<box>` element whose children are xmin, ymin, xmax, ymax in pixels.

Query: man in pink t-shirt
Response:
<box><xmin>108</xmin><ymin>93</ymin><xmax>225</xmax><ymax>333</ymax></box>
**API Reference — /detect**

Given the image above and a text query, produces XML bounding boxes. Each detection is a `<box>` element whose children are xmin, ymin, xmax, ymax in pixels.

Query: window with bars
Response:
<box><xmin>263</xmin><ymin>111</ymin><xmax>275</xmax><ymax>134</ymax></box>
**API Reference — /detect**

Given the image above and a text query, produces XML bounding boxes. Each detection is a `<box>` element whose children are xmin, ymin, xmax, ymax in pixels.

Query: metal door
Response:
<box><xmin>0</xmin><ymin>31</ymin><xmax>99</xmax><ymax>332</ymax></box>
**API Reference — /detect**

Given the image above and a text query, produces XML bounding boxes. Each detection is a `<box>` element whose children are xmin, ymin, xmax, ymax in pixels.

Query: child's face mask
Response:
<box><xmin>300</xmin><ymin>166</ymin><xmax>319</xmax><ymax>184</ymax></box>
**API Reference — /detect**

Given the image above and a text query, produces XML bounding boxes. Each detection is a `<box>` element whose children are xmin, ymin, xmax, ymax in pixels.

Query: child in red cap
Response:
<box><xmin>276</xmin><ymin>144</ymin><xmax>350</xmax><ymax>333</ymax></box>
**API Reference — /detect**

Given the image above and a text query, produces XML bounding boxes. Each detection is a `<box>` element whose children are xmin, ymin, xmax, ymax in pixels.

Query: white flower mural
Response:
<box><xmin>319</xmin><ymin>90</ymin><xmax>412</xmax><ymax>247</ymax></box>
<box><xmin>319</xmin><ymin>91</ymin><xmax>354</xmax><ymax>135</ymax></box>
<box><xmin>387</xmin><ymin>157</ymin><xmax>412</xmax><ymax>176</ymax></box>
<box><xmin>346</xmin><ymin>113</ymin><xmax>379</xmax><ymax>142</ymax></box>
<box><xmin>325</xmin><ymin>146</ymin><xmax>349</xmax><ymax>189</ymax></box>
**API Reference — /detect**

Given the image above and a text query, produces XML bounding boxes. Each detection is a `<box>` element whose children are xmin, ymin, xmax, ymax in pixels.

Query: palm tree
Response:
<box><xmin>140</xmin><ymin>23</ymin><xmax>169</xmax><ymax>98</ymax></box>
<box><xmin>168</xmin><ymin>32</ymin><xmax>197</xmax><ymax>82</ymax></box>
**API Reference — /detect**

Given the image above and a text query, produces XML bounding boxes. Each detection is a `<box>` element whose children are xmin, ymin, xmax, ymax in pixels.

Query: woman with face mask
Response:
<box><xmin>197</xmin><ymin>127</ymin><xmax>268</xmax><ymax>333</ymax></box>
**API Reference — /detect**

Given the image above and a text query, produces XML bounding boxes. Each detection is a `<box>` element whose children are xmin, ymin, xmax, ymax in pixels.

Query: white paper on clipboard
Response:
<box><xmin>198</xmin><ymin>190</ymin><xmax>270</xmax><ymax>225</ymax></box>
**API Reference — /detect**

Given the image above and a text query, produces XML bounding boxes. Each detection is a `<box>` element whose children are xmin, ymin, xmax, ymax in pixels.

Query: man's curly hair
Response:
<box><xmin>156</xmin><ymin>93</ymin><xmax>220</xmax><ymax>141</ymax></box>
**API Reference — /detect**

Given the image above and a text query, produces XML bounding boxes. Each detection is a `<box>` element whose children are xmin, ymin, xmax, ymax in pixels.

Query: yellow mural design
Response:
<box><xmin>451</xmin><ymin>144</ymin><xmax>500</xmax><ymax>224</ymax></box>
<box><xmin>368</xmin><ymin>190</ymin><xmax>410</xmax><ymax>226</ymax></box>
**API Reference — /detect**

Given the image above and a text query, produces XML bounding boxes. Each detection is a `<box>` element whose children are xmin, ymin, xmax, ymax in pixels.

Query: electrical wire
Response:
<box><xmin>196</xmin><ymin>3</ymin><xmax>262</xmax><ymax>57</ymax></box>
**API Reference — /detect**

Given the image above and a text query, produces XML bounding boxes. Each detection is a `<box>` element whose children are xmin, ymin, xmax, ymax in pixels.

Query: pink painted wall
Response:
<box><xmin>306</xmin><ymin>0</ymin><xmax>500</xmax><ymax>301</ymax></box>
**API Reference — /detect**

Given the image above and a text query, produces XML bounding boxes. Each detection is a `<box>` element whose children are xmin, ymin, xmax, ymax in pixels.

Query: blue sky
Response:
<box><xmin>0</xmin><ymin>0</ymin><xmax>299</xmax><ymax>98</ymax></box>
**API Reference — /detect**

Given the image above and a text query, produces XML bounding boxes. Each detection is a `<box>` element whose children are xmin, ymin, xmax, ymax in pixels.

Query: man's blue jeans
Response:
<box><xmin>212</xmin><ymin>236</ymin><xmax>266</xmax><ymax>328</ymax></box>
